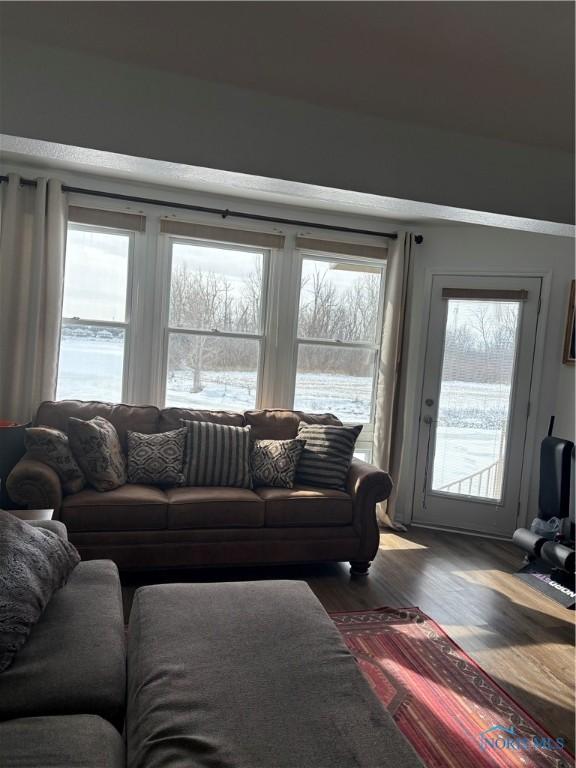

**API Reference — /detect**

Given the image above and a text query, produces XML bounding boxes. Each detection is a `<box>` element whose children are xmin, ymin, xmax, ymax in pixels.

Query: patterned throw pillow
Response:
<box><xmin>127</xmin><ymin>428</ymin><xmax>187</xmax><ymax>486</ymax></box>
<box><xmin>295</xmin><ymin>422</ymin><xmax>362</xmax><ymax>490</ymax></box>
<box><xmin>250</xmin><ymin>439</ymin><xmax>306</xmax><ymax>488</ymax></box>
<box><xmin>182</xmin><ymin>420</ymin><xmax>252</xmax><ymax>488</ymax></box>
<box><xmin>68</xmin><ymin>416</ymin><xmax>127</xmax><ymax>492</ymax></box>
<box><xmin>24</xmin><ymin>427</ymin><xmax>85</xmax><ymax>495</ymax></box>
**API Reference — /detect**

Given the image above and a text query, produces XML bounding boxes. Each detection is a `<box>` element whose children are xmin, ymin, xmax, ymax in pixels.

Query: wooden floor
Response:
<box><xmin>121</xmin><ymin>527</ymin><xmax>575</xmax><ymax>751</ymax></box>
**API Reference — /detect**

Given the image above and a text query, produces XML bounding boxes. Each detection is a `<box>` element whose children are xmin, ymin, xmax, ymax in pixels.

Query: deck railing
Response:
<box><xmin>436</xmin><ymin>458</ymin><xmax>502</xmax><ymax>498</ymax></box>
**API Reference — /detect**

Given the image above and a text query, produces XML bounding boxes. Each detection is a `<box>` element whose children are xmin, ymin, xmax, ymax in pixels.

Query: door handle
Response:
<box><xmin>425</xmin><ymin>398</ymin><xmax>434</xmax><ymax>407</ymax></box>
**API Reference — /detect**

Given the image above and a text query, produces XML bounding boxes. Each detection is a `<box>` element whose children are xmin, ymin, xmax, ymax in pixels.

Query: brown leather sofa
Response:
<box><xmin>7</xmin><ymin>400</ymin><xmax>391</xmax><ymax>574</ymax></box>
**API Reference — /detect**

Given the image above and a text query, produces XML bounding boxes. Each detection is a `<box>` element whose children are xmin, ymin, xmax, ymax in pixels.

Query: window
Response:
<box><xmin>164</xmin><ymin>239</ymin><xmax>268</xmax><ymax>411</ymax></box>
<box><xmin>293</xmin><ymin>252</ymin><xmax>386</xmax><ymax>433</ymax></box>
<box><xmin>56</xmin><ymin>202</ymin><xmax>389</xmax><ymax>464</ymax></box>
<box><xmin>56</xmin><ymin>224</ymin><xmax>132</xmax><ymax>402</ymax></box>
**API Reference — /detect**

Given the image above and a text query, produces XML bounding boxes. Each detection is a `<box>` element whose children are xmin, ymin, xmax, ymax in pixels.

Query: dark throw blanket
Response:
<box><xmin>0</xmin><ymin>510</ymin><xmax>80</xmax><ymax>672</ymax></box>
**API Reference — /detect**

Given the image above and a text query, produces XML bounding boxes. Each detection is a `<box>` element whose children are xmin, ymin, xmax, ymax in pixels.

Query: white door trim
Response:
<box><xmin>405</xmin><ymin>267</ymin><xmax>551</xmax><ymax>535</ymax></box>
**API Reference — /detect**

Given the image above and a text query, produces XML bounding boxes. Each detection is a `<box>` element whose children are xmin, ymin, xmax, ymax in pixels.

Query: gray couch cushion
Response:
<box><xmin>127</xmin><ymin>581</ymin><xmax>423</xmax><ymax>768</ymax></box>
<box><xmin>0</xmin><ymin>715</ymin><xmax>125</xmax><ymax>768</ymax></box>
<box><xmin>0</xmin><ymin>560</ymin><xmax>126</xmax><ymax>730</ymax></box>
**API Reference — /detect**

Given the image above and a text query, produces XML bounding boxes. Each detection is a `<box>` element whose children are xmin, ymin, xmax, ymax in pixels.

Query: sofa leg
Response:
<box><xmin>350</xmin><ymin>560</ymin><xmax>370</xmax><ymax>576</ymax></box>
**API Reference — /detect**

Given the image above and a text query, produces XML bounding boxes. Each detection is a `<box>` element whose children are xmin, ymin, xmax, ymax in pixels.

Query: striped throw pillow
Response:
<box><xmin>295</xmin><ymin>422</ymin><xmax>362</xmax><ymax>490</ymax></box>
<box><xmin>182</xmin><ymin>420</ymin><xmax>252</xmax><ymax>488</ymax></box>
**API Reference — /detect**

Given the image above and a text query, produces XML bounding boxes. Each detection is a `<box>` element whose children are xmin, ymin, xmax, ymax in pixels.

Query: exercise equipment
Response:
<box><xmin>513</xmin><ymin>417</ymin><xmax>574</xmax><ymax>587</ymax></box>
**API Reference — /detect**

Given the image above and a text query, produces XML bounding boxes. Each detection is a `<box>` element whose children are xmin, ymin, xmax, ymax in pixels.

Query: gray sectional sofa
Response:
<box><xmin>1</xmin><ymin>521</ymin><xmax>423</xmax><ymax>768</ymax></box>
<box><xmin>0</xmin><ymin>520</ymin><xmax>126</xmax><ymax>768</ymax></box>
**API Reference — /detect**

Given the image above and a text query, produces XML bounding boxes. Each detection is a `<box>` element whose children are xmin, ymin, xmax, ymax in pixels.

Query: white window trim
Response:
<box><xmin>291</xmin><ymin>248</ymin><xmax>387</xmax><ymax>445</ymax></box>
<box><xmin>59</xmin><ymin>197</ymin><xmax>390</xmax><ymax>452</ymax></box>
<box><xmin>158</xmin><ymin>235</ymin><xmax>272</xmax><ymax>410</ymax></box>
<box><xmin>59</xmin><ymin>222</ymin><xmax>136</xmax><ymax>403</ymax></box>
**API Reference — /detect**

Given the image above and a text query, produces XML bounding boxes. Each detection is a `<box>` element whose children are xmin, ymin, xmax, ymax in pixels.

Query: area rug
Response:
<box><xmin>332</xmin><ymin>607</ymin><xmax>573</xmax><ymax>768</ymax></box>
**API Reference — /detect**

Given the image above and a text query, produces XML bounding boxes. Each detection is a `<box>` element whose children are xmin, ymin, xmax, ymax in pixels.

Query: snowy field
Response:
<box><xmin>57</xmin><ymin>336</ymin><xmax>511</xmax><ymax>489</ymax></box>
<box><xmin>57</xmin><ymin>336</ymin><xmax>374</xmax><ymax>420</ymax></box>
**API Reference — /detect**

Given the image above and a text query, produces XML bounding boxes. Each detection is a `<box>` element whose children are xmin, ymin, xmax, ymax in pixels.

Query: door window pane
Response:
<box><xmin>170</xmin><ymin>242</ymin><xmax>263</xmax><ymax>334</ymax></box>
<box><xmin>298</xmin><ymin>259</ymin><xmax>382</xmax><ymax>343</ymax></box>
<box><xmin>431</xmin><ymin>300</ymin><xmax>520</xmax><ymax>500</ymax></box>
<box><xmin>56</xmin><ymin>324</ymin><xmax>125</xmax><ymax>402</ymax></box>
<box><xmin>166</xmin><ymin>334</ymin><xmax>260</xmax><ymax>411</ymax></box>
<box><xmin>62</xmin><ymin>228</ymin><xmax>129</xmax><ymax>322</ymax></box>
<box><xmin>293</xmin><ymin>344</ymin><xmax>376</xmax><ymax>423</ymax></box>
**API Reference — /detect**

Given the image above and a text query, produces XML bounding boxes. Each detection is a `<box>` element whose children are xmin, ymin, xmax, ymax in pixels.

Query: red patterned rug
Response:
<box><xmin>332</xmin><ymin>607</ymin><xmax>573</xmax><ymax>768</ymax></box>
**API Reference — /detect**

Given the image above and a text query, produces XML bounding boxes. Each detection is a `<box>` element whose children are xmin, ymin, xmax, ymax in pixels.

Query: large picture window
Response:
<box><xmin>164</xmin><ymin>239</ymin><xmax>268</xmax><ymax>411</ymax></box>
<box><xmin>56</xmin><ymin>223</ymin><xmax>133</xmax><ymax>402</ymax></box>
<box><xmin>56</xmin><ymin>202</ymin><xmax>389</xmax><ymax>462</ymax></box>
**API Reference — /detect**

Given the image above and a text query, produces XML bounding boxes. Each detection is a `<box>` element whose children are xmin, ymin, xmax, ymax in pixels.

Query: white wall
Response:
<box><xmin>0</xmin><ymin>37</ymin><xmax>573</xmax><ymax>225</ymax></box>
<box><xmin>396</xmin><ymin>223</ymin><xmax>575</xmax><ymax>528</ymax></box>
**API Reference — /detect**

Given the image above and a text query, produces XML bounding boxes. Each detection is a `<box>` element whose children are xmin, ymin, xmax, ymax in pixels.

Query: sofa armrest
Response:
<box><xmin>347</xmin><ymin>458</ymin><xmax>392</xmax><ymax>504</ymax></box>
<box><xmin>6</xmin><ymin>456</ymin><xmax>63</xmax><ymax>514</ymax></box>
<box><xmin>347</xmin><ymin>458</ymin><xmax>392</xmax><ymax>563</ymax></box>
<box><xmin>26</xmin><ymin>519</ymin><xmax>68</xmax><ymax>540</ymax></box>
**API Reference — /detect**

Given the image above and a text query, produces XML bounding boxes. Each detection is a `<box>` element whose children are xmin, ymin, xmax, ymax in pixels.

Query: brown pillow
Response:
<box><xmin>25</xmin><ymin>427</ymin><xmax>86</xmax><ymax>495</ymax></box>
<box><xmin>68</xmin><ymin>416</ymin><xmax>126</xmax><ymax>492</ymax></box>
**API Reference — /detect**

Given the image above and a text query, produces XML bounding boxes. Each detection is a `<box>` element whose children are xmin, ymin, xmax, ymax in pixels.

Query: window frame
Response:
<box><xmin>56</xmin><ymin>200</ymin><xmax>390</xmax><ymax>464</ymax></box>
<box><xmin>57</xmin><ymin>221</ymin><xmax>136</xmax><ymax>403</ymax></box>
<box><xmin>291</xmin><ymin>248</ymin><xmax>387</xmax><ymax>454</ymax></box>
<box><xmin>159</xmin><ymin>234</ymin><xmax>272</xmax><ymax>411</ymax></box>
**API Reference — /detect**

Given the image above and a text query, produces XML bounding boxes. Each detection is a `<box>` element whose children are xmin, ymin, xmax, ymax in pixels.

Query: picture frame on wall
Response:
<box><xmin>562</xmin><ymin>279</ymin><xmax>575</xmax><ymax>364</ymax></box>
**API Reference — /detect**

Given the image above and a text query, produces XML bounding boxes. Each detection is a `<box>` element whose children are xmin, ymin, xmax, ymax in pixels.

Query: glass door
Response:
<box><xmin>413</xmin><ymin>275</ymin><xmax>541</xmax><ymax>537</ymax></box>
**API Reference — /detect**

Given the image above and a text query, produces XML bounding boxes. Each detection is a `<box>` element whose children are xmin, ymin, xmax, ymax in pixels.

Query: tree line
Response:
<box><xmin>168</xmin><ymin>261</ymin><xmax>381</xmax><ymax>392</ymax></box>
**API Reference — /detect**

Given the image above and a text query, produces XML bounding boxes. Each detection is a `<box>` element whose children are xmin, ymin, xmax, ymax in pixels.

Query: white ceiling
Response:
<box><xmin>1</xmin><ymin>1</ymin><xmax>574</xmax><ymax>152</ymax></box>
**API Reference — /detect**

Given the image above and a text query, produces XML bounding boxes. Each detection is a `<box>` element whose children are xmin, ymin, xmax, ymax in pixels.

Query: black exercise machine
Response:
<box><xmin>512</xmin><ymin>417</ymin><xmax>575</xmax><ymax>589</ymax></box>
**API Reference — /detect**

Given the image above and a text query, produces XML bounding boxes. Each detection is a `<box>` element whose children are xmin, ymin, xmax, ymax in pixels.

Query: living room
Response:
<box><xmin>0</xmin><ymin>2</ymin><xmax>574</xmax><ymax>767</ymax></box>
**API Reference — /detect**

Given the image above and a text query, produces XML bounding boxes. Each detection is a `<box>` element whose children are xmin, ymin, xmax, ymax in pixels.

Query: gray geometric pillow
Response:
<box><xmin>68</xmin><ymin>416</ymin><xmax>126</xmax><ymax>492</ymax></box>
<box><xmin>127</xmin><ymin>428</ymin><xmax>187</xmax><ymax>487</ymax></box>
<box><xmin>250</xmin><ymin>439</ymin><xmax>306</xmax><ymax>488</ymax></box>
<box><xmin>25</xmin><ymin>427</ymin><xmax>85</xmax><ymax>495</ymax></box>
<box><xmin>295</xmin><ymin>422</ymin><xmax>362</xmax><ymax>490</ymax></box>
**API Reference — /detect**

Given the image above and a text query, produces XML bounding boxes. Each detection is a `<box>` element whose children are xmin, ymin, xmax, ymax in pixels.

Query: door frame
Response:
<box><xmin>405</xmin><ymin>267</ymin><xmax>552</xmax><ymax>536</ymax></box>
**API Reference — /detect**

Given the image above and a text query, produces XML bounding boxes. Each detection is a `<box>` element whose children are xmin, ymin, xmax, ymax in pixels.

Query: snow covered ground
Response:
<box><xmin>57</xmin><ymin>336</ymin><xmax>511</xmax><ymax>490</ymax></box>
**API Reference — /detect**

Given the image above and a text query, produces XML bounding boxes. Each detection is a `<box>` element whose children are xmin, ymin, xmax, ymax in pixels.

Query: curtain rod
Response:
<box><xmin>0</xmin><ymin>174</ymin><xmax>424</xmax><ymax>242</ymax></box>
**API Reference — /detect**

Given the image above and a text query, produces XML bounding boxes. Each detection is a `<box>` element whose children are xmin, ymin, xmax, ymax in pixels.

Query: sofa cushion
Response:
<box><xmin>166</xmin><ymin>487</ymin><xmax>265</xmax><ymax>529</ymax></box>
<box><xmin>126</xmin><ymin>582</ymin><xmax>423</xmax><ymax>768</ymax></box>
<box><xmin>24</xmin><ymin>426</ymin><xmax>86</xmax><ymax>494</ymax></box>
<box><xmin>182</xmin><ymin>420</ymin><xmax>252</xmax><ymax>488</ymax></box>
<box><xmin>35</xmin><ymin>400</ymin><xmax>160</xmax><ymax>450</ymax></box>
<box><xmin>256</xmin><ymin>485</ymin><xmax>353</xmax><ymax>527</ymax></box>
<box><xmin>0</xmin><ymin>560</ymin><xmax>126</xmax><ymax>730</ymax></box>
<box><xmin>159</xmin><ymin>407</ymin><xmax>244</xmax><ymax>432</ymax></box>
<box><xmin>127</xmin><ymin>428</ymin><xmax>187</xmax><ymax>487</ymax></box>
<box><xmin>61</xmin><ymin>485</ymin><xmax>167</xmax><ymax>532</ymax></box>
<box><xmin>69</xmin><ymin>417</ymin><xmax>127</xmax><ymax>492</ymax></box>
<box><xmin>244</xmin><ymin>409</ymin><xmax>342</xmax><ymax>441</ymax></box>
<box><xmin>0</xmin><ymin>715</ymin><xmax>125</xmax><ymax>768</ymax></box>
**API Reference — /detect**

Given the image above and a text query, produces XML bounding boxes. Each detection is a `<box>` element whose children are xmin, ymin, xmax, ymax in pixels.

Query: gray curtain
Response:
<box><xmin>0</xmin><ymin>174</ymin><xmax>67</xmax><ymax>423</ymax></box>
<box><xmin>373</xmin><ymin>231</ymin><xmax>414</xmax><ymax>530</ymax></box>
